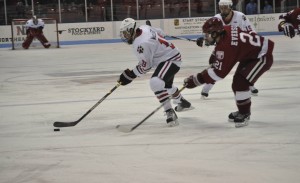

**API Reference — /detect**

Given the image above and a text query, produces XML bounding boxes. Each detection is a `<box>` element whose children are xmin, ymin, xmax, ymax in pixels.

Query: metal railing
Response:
<box><xmin>1</xmin><ymin>0</ymin><xmax>299</xmax><ymax>25</ymax></box>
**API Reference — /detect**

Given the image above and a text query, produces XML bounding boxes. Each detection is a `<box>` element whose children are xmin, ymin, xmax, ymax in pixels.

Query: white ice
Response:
<box><xmin>0</xmin><ymin>36</ymin><xmax>300</xmax><ymax>183</ymax></box>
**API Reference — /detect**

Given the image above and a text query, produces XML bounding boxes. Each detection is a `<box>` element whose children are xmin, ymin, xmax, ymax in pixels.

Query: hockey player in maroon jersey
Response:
<box><xmin>197</xmin><ymin>0</ymin><xmax>259</xmax><ymax>98</ymax></box>
<box><xmin>183</xmin><ymin>17</ymin><xmax>274</xmax><ymax>127</ymax></box>
<box><xmin>278</xmin><ymin>8</ymin><xmax>300</xmax><ymax>38</ymax></box>
<box><xmin>22</xmin><ymin>16</ymin><xmax>51</xmax><ymax>49</ymax></box>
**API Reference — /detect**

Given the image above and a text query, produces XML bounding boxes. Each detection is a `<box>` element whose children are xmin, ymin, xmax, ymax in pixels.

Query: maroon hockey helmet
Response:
<box><xmin>202</xmin><ymin>17</ymin><xmax>224</xmax><ymax>46</ymax></box>
<box><xmin>202</xmin><ymin>17</ymin><xmax>224</xmax><ymax>34</ymax></box>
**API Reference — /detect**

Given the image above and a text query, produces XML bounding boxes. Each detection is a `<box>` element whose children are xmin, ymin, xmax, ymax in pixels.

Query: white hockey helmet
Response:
<box><xmin>218</xmin><ymin>0</ymin><xmax>233</xmax><ymax>6</ymax></box>
<box><xmin>120</xmin><ymin>18</ymin><xmax>137</xmax><ymax>45</ymax></box>
<box><xmin>32</xmin><ymin>15</ymin><xmax>38</xmax><ymax>25</ymax></box>
<box><xmin>218</xmin><ymin>0</ymin><xmax>233</xmax><ymax>18</ymax></box>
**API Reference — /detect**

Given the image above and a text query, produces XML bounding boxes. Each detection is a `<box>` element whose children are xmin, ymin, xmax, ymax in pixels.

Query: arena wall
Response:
<box><xmin>0</xmin><ymin>13</ymin><xmax>282</xmax><ymax>49</ymax></box>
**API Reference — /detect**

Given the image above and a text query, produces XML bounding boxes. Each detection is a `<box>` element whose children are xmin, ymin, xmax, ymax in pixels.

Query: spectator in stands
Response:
<box><xmin>246</xmin><ymin>0</ymin><xmax>257</xmax><ymax>15</ymax></box>
<box><xmin>263</xmin><ymin>0</ymin><xmax>273</xmax><ymax>14</ymax></box>
<box><xmin>178</xmin><ymin>1</ymin><xmax>188</xmax><ymax>17</ymax></box>
<box><xmin>236</xmin><ymin>0</ymin><xmax>245</xmax><ymax>13</ymax></box>
<box><xmin>16</xmin><ymin>1</ymin><xmax>25</xmax><ymax>18</ymax></box>
<box><xmin>195</xmin><ymin>0</ymin><xmax>203</xmax><ymax>14</ymax></box>
<box><xmin>81</xmin><ymin>3</ymin><xmax>92</xmax><ymax>18</ymax></box>
<box><xmin>281</xmin><ymin>0</ymin><xmax>287</xmax><ymax>13</ymax></box>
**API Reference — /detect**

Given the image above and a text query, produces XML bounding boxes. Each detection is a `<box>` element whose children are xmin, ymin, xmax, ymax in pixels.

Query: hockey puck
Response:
<box><xmin>54</xmin><ymin>128</ymin><xmax>60</xmax><ymax>132</ymax></box>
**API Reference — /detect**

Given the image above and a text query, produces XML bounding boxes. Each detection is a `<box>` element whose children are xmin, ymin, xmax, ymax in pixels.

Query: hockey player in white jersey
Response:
<box><xmin>196</xmin><ymin>0</ymin><xmax>258</xmax><ymax>98</ymax></box>
<box><xmin>118</xmin><ymin>18</ymin><xmax>193</xmax><ymax>127</ymax></box>
<box><xmin>22</xmin><ymin>16</ymin><xmax>51</xmax><ymax>49</ymax></box>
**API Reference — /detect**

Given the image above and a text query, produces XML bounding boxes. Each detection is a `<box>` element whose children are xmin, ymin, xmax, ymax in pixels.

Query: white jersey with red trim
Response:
<box><xmin>25</xmin><ymin>19</ymin><xmax>45</xmax><ymax>29</ymax></box>
<box><xmin>131</xmin><ymin>25</ymin><xmax>182</xmax><ymax>77</ymax></box>
<box><xmin>215</xmin><ymin>11</ymin><xmax>255</xmax><ymax>32</ymax></box>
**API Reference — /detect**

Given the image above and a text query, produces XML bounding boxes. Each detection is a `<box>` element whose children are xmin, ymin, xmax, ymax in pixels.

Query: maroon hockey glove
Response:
<box><xmin>184</xmin><ymin>74</ymin><xmax>202</xmax><ymax>89</ymax></box>
<box><xmin>118</xmin><ymin>69</ymin><xmax>137</xmax><ymax>86</ymax></box>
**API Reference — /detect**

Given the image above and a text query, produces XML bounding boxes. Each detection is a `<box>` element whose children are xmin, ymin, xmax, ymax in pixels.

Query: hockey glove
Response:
<box><xmin>196</xmin><ymin>37</ymin><xmax>204</xmax><ymax>47</ymax></box>
<box><xmin>184</xmin><ymin>74</ymin><xmax>202</xmax><ymax>89</ymax></box>
<box><xmin>279</xmin><ymin>22</ymin><xmax>295</xmax><ymax>38</ymax></box>
<box><xmin>283</xmin><ymin>23</ymin><xmax>295</xmax><ymax>38</ymax></box>
<box><xmin>38</xmin><ymin>26</ymin><xmax>44</xmax><ymax>30</ymax></box>
<box><xmin>118</xmin><ymin>69</ymin><xmax>137</xmax><ymax>86</ymax></box>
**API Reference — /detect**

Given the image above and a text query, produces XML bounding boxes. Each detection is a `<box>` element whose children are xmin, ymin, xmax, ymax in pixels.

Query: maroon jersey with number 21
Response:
<box><xmin>206</xmin><ymin>25</ymin><xmax>274</xmax><ymax>84</ymax></box>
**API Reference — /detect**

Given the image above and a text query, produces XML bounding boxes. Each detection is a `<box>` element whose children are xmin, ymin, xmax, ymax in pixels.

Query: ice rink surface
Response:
<box><xmin>0</xmin><ymin>35</ymin><xmax>300</xmax><ymax>183</ymax></box>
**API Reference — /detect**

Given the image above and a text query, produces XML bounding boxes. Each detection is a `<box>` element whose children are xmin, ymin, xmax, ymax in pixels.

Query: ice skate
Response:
<box><xmin>165</xmin><ymin>108</ymin><xmax>178</xmax><ymax>127</ymax></box>
<box><xmin>44</xmin><ymin>42</ymin><xmax>51</xmax><ymax>48</ymax></box>
<box><xmin>175</xmin><ymin>98</ymin><xmax>194</xmax><ymax>112</ymax></box>
<box><xmin>250</xmin><ymin>86</ymin><xmax>258</xmax><ymax>96</ymax></box>
<box><xmin>228</xmin><ymin>111</ymin><xmax>250</xmax><ymax>128</ymax></box>
<box><xmin>201</xmin><ymin>92</ymin><xmax>209</xmax><ymax>99</ymax></box>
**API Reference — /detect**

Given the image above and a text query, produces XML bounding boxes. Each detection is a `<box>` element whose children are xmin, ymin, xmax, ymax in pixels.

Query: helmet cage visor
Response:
<box><xmin>120</xmin><ymin>19</ymin><xmax>136</xmax><ymax>45</ymax></box>
<box><xmin>120</xmin><ymin>28</ymin><xmax>135</xmax><ymax>44</ymax></box>
<box><xmin>32</xmin><ymin>16</ymin><xmax>38</xmax><ymax>25</ymax></box>
<box><xmin>203</xmin><ymin>32</ymin><xmax>218</xmax><ymax>46</ymax></box>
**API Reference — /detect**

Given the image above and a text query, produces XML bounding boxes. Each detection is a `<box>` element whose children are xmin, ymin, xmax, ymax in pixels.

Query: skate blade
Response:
<box><xmin>175</xmin><ymin>106</ymin><xmax>195</xmax><ymax>112</ymax></box>
<box><xmin>228</xmin><ymin>119</ymin><xmax>234</xmax><ymax>122</ymax></box>
<box><xmin>201</xmin><ymin>96</ymin><xmax>208</xmax><ymax>99</ymax></box>
<box><xmin>167</xmin><ymin>120</ymin><xmax>179</xmax><ymax>127</ymax></box>
<box><xmin>235</xmin><ymin>121</ymin><xmax>249</xmax><ymax>128</ymax></box>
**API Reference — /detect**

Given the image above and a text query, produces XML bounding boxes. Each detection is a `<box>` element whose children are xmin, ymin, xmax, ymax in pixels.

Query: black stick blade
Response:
<box><xmin>53</xmin><ymin>121</ymin><xmax>79</xmax><ymax>127</ymax></box>
<box><xmin>116</xmin><ymin>125</ymin><xmax>133</xmax><ymax>133</ymax></box>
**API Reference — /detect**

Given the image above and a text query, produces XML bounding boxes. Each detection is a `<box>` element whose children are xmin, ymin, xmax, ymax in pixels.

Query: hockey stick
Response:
<box><xmin>53</xmin><ymin>83</ymin><xmax>121</xmax><ymax>128</ymax></box>
<box><xmin>166</xmin><ymin>35</ymin><xmax>197</xmax><ymax>42</ymax></box>
<box><xmin>116</xmin><ymin>86</ymin><xmax>186</xmax><ymax>133</ymax></box>
<box><xmin>145</xmin><ymin>20</ymin><xmax>198</xmax><ymax>44</ymax></box>
<box><xmin>145</xmin><ymin>20</ymin><xmax>197</xmax><ymax>43</ymax></box>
